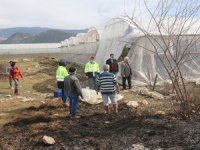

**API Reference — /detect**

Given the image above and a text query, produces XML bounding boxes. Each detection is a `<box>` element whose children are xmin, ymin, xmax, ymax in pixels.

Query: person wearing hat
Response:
<box><xmin>56</xmin><ymin>60</ymin><xmax>69</xmax><ymax>104</ymax></box>
<box><xmin>84</xmin><ymin>56</ymin><xmax>100</xmax><ymax>90</ymax></box>
<box><xmin>9</xmin><ymin>61</ymin><xmax>23</xmax><ymax>95</ymax></box>
<box><xmin>64</xmin><ymin>67</ymin><xmax>83</xmax><ymax>118</ymax></box>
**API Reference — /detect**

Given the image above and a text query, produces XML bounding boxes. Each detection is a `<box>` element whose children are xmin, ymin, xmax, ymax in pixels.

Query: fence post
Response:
<box><xmin>152</xmin><ymin>74</ymin><xmax>158</xmax><ymax>91</ymax></box>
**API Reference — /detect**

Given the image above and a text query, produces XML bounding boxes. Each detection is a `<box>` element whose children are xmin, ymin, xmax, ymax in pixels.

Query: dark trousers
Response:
<box><xmin>122</xmin><ymin>76</ymin><xmax>132</xmax><ymax>89</ymax></box>
<box><xmin>57</xmin><ymin>81</ymin><xmax>67</xmax><ymax>103</ymax></box>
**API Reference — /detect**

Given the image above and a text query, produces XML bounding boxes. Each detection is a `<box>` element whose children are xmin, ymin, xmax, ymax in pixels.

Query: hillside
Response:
<box><xmin>0</xmin><ymin>27</ymin><xmax>88</xmax><ymax>44</ymax></box>
<box><xmin>2</xmin><ymin>32</ymin><xmax>33</xmax><ymax>44</ymax></box>
<box><xmin>0</xmin><ymin>37</ymin><xmax>7</xmax><ymax>43</ymax></box>
<box><xmin>31</xmin><ymin>29</ymin><xmax>74</xmax><ymax>43</ymax></box>
<box><xmin>0</xmin><ymin>27</ymin><xmax>51</xmax><ymax>38</ymax></box>
<box><xmin>1</xmin><ymin>30</ymin><xmax>76</xmax><ymax>44</ymax></box>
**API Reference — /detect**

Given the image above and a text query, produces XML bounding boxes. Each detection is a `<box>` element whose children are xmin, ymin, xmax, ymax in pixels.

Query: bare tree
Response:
<box><xmin>124</xmin><ymin>0</ymin><xmax>200</xmax><ymax>119</ymax></box>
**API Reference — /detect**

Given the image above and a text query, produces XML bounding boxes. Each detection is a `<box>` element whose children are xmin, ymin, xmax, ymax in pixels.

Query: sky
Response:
<box><xmin>0</xmin><ymin>0</ymin><xmax>135</xmax><ymax>29</ymax></box>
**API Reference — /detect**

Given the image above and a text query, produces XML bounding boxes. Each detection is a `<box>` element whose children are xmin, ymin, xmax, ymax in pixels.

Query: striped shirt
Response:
<box><xmin>97</xmin><ymin>71</ymin><xmax>117</xmax><ymax>94</ymax></box>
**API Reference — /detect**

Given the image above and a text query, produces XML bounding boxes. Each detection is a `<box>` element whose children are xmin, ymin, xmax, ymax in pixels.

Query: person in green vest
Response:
<box><xmin>84</xmin><ymin>56</ymin><xmax>100</xmax><ymax>90</ymax></box>
<box><xmin>56</xmin><ymin>60</ymin><xmax>69</xmax><ymax>104</ymax></box>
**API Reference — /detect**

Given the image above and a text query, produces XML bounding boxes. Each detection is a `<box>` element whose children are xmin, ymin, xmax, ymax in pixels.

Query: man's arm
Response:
<box><xmin>74</xmin><ymin>79</ymin><xmax>83</xmax><ymax>99</ymax></box>
<box><xmin>121</xmin><ymin>63</ymin><xmax>125</xmax><ymax>77</ymax></box>
<box><xmin>106</xmin><ymin>59</ymin><xmax>109</xmax><ymax>65</ymax></box>
<box><xmin>96</xmin><ymin>75</ymin><xmax>100</xmax><ymax>94</ymax></box>
<box><xmin>10</xmin><ymin>68</ymin><xmax>14</xmax><ymax>79</ymax></box>
<box><xmin>63</xmin><ymin>78</ymin><xmax>67</xmax><ymax>96</ymax></box>
<box><xmin>113</xmin><ymin>74</ymin><xmax>119</xmax><ymax>93</ymax></box>
<box><xmin>115</xmin><ymin>60</ymin><xmax>119</xmax><ymax>72</ymax></box>
<box><xmin>19</xmin><ymin>68</ymin><xmax>23</xmax><ymax>79</ymax></box>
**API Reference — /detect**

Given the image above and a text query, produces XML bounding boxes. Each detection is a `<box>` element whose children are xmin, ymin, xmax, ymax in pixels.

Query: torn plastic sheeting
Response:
<box><xmin>81</xmin><ymin>88</ymin><xmax>124</xmax><ymax>105</ymax></box>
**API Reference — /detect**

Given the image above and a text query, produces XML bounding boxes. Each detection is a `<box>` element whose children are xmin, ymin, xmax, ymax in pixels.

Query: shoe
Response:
<box><xmin>63</xmin><ymin>102</ymin><xmax>69</xmax><ymax>107</ymax></box>
<box><xmin>14</xmin><ymin>89</ymin><xmax>19</xmax><ymax>95</ymax></box>
<box><xmin>70</xmin><ymin>116</ymin><xmax>81</xmax><ymax>119</ymax></box>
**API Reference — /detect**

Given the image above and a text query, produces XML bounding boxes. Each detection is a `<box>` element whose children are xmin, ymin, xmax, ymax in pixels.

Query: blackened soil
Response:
<box><xmin>0</xmin><ymin>100</ymin><xmax>200</xmax><ymax>150</ymax></box>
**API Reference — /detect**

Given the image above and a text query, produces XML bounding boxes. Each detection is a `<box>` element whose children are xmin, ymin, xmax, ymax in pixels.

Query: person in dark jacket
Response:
<box><xmin>121</xmin><ymin>57</ymin><xmax>132</xmax><ymax>90</ymax></box>
<box><xmin>106</xmin><ymin>53</ymin><xmax>119</xmax><ymax>75</ymax></box>
<box><xmin>64</xmin><ymin>67</ymin><xmax>83</xmax><ymax>118</ymax></box>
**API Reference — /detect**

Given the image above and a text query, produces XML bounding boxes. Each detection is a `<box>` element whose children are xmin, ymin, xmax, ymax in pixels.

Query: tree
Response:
<box><xmin>124</xmin><ymin>0</ymin><xmax>200</xmax><ymax>119</ymax></box>
<box><xmin>121</xmin><ymin>44</ymin><xmax>130</xmax><ymax>60</ymax></box>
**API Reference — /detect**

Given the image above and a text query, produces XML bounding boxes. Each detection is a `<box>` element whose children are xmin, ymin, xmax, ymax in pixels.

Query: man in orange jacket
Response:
<box><xmin>10</xmin><ymin>61</ymin><xmax>23</xmax><ymax>95</ymax></box>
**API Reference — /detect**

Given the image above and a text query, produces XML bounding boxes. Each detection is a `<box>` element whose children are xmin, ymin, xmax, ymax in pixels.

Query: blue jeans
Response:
<box><xmin>61</xmin><ymin>88</ymin><xmax>67</xmax><ymax>103</ymax></box>
<box><xmin>68</xmin><ymin>96</ymin><xmax>79</xmax><ymax>117</ymax></box>
<box><xmin>57</xmin><ymin>81</ymin><xmax>67</xmax><ymax>103</ymax></box>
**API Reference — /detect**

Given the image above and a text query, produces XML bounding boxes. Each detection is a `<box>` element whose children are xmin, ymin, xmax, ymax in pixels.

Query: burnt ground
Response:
<box><xmin>0</xmin><ymin>57</ymin><xmax>200</xmax><ymax>150</ymax></box>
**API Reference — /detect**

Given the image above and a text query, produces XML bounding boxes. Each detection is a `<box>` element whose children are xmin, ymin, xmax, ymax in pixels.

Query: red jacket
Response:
<box><xmin>10</xmin><ymin>66</ymin><xmax>23</xmax><ymax>80</ymax></box>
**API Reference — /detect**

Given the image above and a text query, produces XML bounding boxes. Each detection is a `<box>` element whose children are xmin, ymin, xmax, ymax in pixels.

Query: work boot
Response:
<box><xmin>14</xmin><ymin>89</ymin><xmax>19</xmax><ymax>95</ymax></box>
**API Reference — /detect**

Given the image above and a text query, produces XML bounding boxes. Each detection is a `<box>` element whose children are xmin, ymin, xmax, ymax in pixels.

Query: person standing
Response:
<box><xmin>64</xmin><ymin>67</ymin><xmax>83</xmax><ymax>118</ymax></box>
<box><xmin>84</xmin><ymin>56</ymin><xmax>100</xmax><ymax>90</ymax></box>
<box><xmin>97</xmin><ymin>65</ymin><xmax>120</xmax><ymax>114</ymax></box>
<box><xmin>56</xmin><ymin>60</ymin><xmax>69</xmax><ymax>104</ymax></box>
<box><xmin>6</xmin><ymin>61</ymin><xmax>13</xmax><ymax>89</ymax></box>
<box><xmin>10</xmin><ymin>61</ymin><xmax>23</xmax><ymax>95</ymax></box>
<box><xmin>106</xmin><ymin>53</ymin><xmax>119</xmax><ymax>75</ymax></box>
<box><xmin>121</xmin><ymin>57</ymin><xmax>132</xmax><ymax>90</ymax></box>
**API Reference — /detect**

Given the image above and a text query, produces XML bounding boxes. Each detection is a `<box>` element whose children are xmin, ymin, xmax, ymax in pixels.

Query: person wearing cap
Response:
<box><xmin>56</xmin><ymin>60</ymin><xmax>69</xmax><ymax>104</ymax></box>
<box><xmin>106</xmin><ymin>53</ymin><xmax>119</xmax><ymax>75</ymax></box>
<box><xmin>6</xmin><ymin>61</ymin><xmax>13</xmax><ymax>89</ymax></box>
<box><xmin>96</xmin><ymin>64</ymin><xmax>120</xmax><ymax>114</ymax></box>
<box><xmin>84</xmin><ymin>56</ymin><xmax>100</xmax><ymax>90</ymax></box>
<box><xmin>64</xmin><ymin>67</ymin><xmax>83</xmax><ymax>118</ymax></box>
<box><xmin>10</xmin><ymin>61</ymin><xmax>23</xmax><ymax>95</ymax></box>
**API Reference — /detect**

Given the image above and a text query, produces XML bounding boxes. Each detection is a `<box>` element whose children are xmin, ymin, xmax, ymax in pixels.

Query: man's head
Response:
<box><xmin>11</xmin><ymin>61</ymin><xmax>16</xmax><ymax>67</ymax></box>
<box><xmin>103</xmin><ymin>64</ymin><xmax>110</xmax><ymax>72</ymax></box>
<box><xmin>69</xmin><ymin>67</ymin><xmax>76</xmax><ymax>74</ymax></box>
<box><xmin>9</xmin><ymin>61</ymin><xmax>12</xmax><ymax>65</ymax></box>
<box><xmin>59</xmin><ymin>60</ymin><xmax>66</xmax><ymax>66</ymax></box>
<box><xmin>90</xmin><ymin>56</ymin><xmax>95</xmax><ymax>62</ymax></box>
<box><xmin>124</xmin><ymin>56</ymin><xmax>129</xmax><ymax>63</ymax></box>
<box><xmin>110</xmin><ymin>53</ymin><xmax>114</xmax><ymax>59</ymax></box>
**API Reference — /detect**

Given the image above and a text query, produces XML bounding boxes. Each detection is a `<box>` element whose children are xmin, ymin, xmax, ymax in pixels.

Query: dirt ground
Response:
<box><xmin>0</xmin><ymin>57</ymin><xmax>200</xmax><ymax>150</ymax></box>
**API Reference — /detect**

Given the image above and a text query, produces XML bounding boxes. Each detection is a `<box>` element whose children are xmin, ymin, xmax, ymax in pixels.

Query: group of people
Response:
<box><xmin>6</xmin><ymin>61</ymin><xmax>23</xmax><ymax>95</ymax></box>
<box><xmin>84</xmin><ymin>53</ymin><xmax>132</xmax><ymax>90</ymax></box>
<box><xmin>56</xmin><ymin>54</ymin><xmax>132</xmax><ymax>118</ymax></box>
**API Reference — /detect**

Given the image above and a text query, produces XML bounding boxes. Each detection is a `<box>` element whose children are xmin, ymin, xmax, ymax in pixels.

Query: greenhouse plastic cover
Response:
<box><xmin>1</xmin><ymin>18</ymin><xmax>200</xmax><ymax>85</ymax></box>
<box><xmin>94</xmin><ymin>19</ymin><xmax>200</xmax><ymax>85</ymax></box>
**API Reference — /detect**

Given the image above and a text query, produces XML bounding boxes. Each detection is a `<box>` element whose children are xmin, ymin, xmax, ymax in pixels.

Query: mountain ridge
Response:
<box><xmin>0</xmin><ymin>27</ymin><xmax>87</xmax><ymax>44</ymax></box>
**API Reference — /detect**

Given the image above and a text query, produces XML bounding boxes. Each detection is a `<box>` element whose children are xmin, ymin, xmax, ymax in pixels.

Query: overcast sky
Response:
<box><xmin>0</xmin><ymin>0</ymin><xmax>136</xmax><ymax>29</ymax></box>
